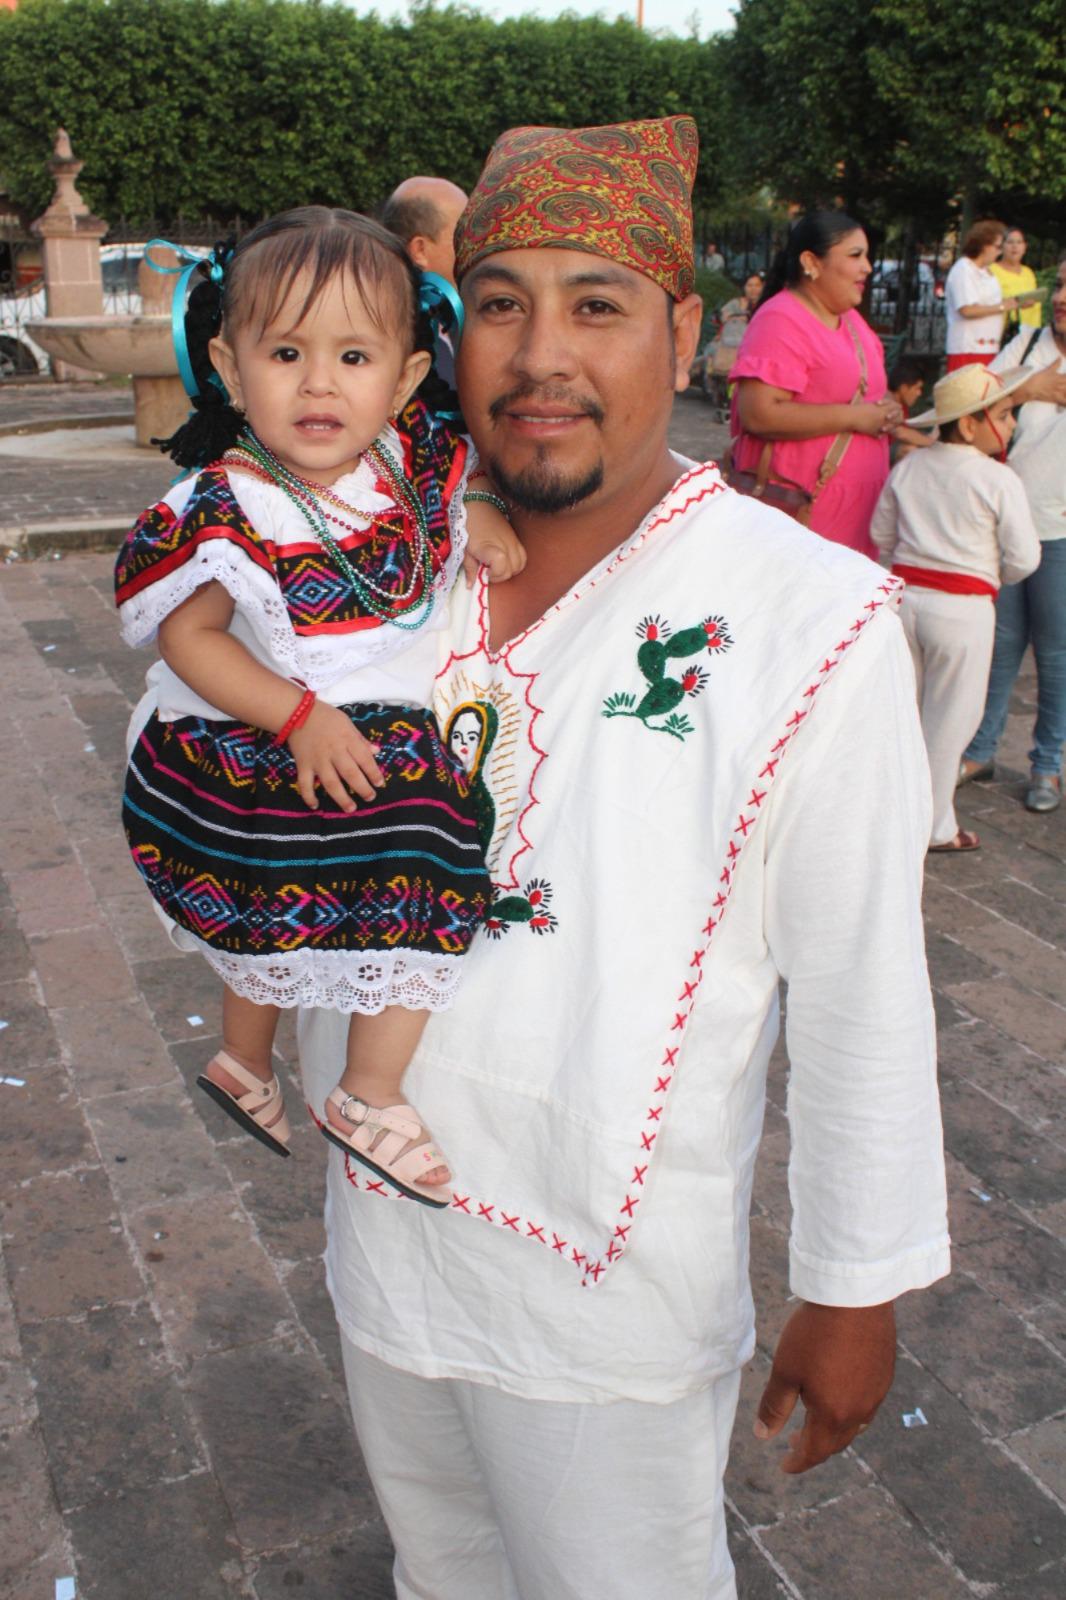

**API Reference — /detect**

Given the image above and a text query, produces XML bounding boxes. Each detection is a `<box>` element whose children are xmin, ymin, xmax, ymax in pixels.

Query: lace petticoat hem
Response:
<box><xmin>166</xmin><ymin>925</ymin><xmax>465</xmax><ymax>1013</ymax></box>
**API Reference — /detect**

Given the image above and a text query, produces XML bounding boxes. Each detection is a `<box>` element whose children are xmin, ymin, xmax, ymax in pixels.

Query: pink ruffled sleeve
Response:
<box><xmin>730</xmin><ymin>298</ymin><xmax>815</xmax><ymax>396</ymax></box>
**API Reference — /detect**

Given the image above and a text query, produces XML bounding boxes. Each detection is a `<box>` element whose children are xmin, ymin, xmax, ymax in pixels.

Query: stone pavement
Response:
<box><xmin>1</xmin><ymin>389</ymin><xmax>1065</xmax><ymax>1600</ymax></box>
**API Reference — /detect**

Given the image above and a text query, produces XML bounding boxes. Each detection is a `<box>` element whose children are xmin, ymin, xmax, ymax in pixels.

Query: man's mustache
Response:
<box><xmin>487</xmin><ymin>385</ymin><xmax>605</xmax><ymax>427</ymax></box>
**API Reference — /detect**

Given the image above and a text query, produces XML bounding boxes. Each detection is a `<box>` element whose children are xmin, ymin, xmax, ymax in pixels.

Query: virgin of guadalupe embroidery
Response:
<box><xmin>602</xmin><ymin>614</ymin><xmax>733</xmax><ymax>740</ymax></box>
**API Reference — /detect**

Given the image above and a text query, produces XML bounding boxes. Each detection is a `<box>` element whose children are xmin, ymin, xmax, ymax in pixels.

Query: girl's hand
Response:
<box><xmin>463</xmin><ymin>498</ymin><xmax>527</xmax><ymax>586</ymax></box>
<box><xmin>286</xmin><ymin>702</ymin><xmax>384</xmax><ymax>812</ymax></box>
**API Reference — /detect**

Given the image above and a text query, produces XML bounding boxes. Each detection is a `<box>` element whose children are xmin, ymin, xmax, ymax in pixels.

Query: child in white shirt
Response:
<box><xmin>870</xmin><ymin>363</ymin><xmax>1039</xmax><ymax>851</ymax></box>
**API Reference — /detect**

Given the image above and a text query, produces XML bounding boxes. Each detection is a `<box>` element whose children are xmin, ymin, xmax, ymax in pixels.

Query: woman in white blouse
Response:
<box><xmin>944</xmin><ymin>220</ymin><xmax>1028</xmax><ymax>371</ymax></box>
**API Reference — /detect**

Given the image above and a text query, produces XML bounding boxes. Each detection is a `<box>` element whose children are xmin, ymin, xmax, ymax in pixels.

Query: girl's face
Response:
<box><xmin>800</xmin><ymin>229</ymin><xmax>870</xmax><ymax>314</ymax></box>
<box><xmin>743</xmin><ymin>275</ymin><xmax>763</xmax><ymax>304</ymax></box>
<box><xmin>209</xmin><ymin>268</ymin><xmax>430</xmax><ymax>486</ymax></box>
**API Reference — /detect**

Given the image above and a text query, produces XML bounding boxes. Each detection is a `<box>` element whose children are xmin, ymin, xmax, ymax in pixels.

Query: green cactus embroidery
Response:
<box><xmin>602</xmin><ymin>614</ymin><xmax>733</xmax><ymax>740</ymax></box>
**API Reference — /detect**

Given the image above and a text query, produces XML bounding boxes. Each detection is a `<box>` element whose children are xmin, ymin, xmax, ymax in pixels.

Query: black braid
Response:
<box><xmin>152</xmin><ymin>240</ymin><xmax>246</xmax><ymax>467</ymax></box>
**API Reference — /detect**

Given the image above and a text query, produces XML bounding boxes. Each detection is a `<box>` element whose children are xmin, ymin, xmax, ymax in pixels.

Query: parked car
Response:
<box><xmin>0</xmin><ymin>242</ymin><xmax>150</xmax><ymax>377</ymax></box>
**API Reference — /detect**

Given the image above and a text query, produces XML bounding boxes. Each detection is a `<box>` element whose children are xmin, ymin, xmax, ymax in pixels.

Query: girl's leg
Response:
<box><xmin>197</xmin><ymin>987</ymin><xmax>290</xmax><ymax>1151</ymax></box>
<box><xmin>325</xmin><ymin>1007</ymin><xmax>448</xmax><ymax>1183</ymax></box>
<box><xmin>1025</xmin><ymin>540</ymin><xmax>1066</xmax><ymax>777</ymax></box>
<box><xmin>963</xmin><ymin>575</ymin><xmax>1030</xmax><ymax>766</ymax></box>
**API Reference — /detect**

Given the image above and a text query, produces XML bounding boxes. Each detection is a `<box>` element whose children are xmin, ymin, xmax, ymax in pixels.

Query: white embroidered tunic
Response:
<box><xmin>299</xmin><ymin>461</ymin><xmax>951</xmax><ymax>1402</ymax></box>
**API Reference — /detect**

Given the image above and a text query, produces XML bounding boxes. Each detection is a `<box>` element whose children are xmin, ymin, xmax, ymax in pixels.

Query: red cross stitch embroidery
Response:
<box><xmin>527</xmin><ymin>1223</ymin><xmax>546</xmax><ymax>1242</ymax></box>
<box><xmin>641</xmin><ymin>1132</ymin><xmax>657</xmax><ymax>1151</ymax></box>
<box><xmin>501</xmin><ymin>1213</ymin><xmax>520</xmax><ymax>1231</ymax></box>
<box><xmin>552</xmin><ymin>1234</ymin><xmax>568</xmax><ymax>1253</ymax></box>
<box><xmin>451</xmin><ymin>1195</ymin><xmax>471</xmax><ymax>1212</ymax></box>
<box><xmin>621</xmin><ymin>1195</ymin><xmax>639</xmax><ymax>1218</ymax></box>
<box><xmin>654</xmin><ymin>1075</ymin><xmax>672</xmax><ymax>1093</ymax></box>
<box><xmin>477</xmin><ymin>1203</ymin><xmax>495</xmax><ymax>1220</ymax></box>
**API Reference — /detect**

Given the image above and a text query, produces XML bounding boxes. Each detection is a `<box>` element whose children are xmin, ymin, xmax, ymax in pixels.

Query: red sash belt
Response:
<box><xmin>892</xmin><ymin>563</ymin><xmax>997</xmax><ymax>599</ymax></box>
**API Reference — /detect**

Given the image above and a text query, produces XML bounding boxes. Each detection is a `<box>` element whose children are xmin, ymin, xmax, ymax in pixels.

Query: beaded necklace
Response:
<box><xmin>222</xmin><ymin>431</ymin><xmax>435</xmax><ymax>629</ymax></box>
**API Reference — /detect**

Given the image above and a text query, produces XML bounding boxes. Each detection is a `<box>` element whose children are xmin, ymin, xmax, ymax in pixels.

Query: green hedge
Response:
<box><xmin>0</xmin><ymin>0</ymin><xmax>729</xmax><ymax>226</ymax></box>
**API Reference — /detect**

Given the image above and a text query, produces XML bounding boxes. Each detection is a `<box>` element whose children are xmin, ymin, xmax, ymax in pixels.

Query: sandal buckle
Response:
<box><xmin>338</xmin><ymin>1094</ymin><xmax>371</xmax><ymax>1127</ymax></box>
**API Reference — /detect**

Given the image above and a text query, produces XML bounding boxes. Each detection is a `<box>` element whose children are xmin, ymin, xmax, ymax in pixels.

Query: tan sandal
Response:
<box><xmin>196</xmin><ymin>1050</ymin><xmax>292</xmax><ymax>1158</ymax></box>
<box><xmin>322</xmin><ymin>1088</ymin><xmax>452</xmax><ymax>1209</ymax></box>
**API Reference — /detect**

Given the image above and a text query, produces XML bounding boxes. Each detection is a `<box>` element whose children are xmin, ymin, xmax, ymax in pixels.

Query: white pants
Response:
<box><xmin>900</xmin><ymin>587</ymin><xmax>996</xmax><ymax>845</ymax></box>
<box><xmin>341</xmin><ymin>1335</ymin><xmax>741</xmax><ymax>1600</ymax></box>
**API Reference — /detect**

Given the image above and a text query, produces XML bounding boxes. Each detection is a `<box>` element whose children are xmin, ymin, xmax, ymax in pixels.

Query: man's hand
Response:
<box><xmin>1015</xmin><ymin>365</ymin><xmax>1066</xmax><ymax>408</ymax></box>
<box><xmin>754</xmin><ymin>1300</ymin><xmax>896</xmax><ymax>1474</ymax></box>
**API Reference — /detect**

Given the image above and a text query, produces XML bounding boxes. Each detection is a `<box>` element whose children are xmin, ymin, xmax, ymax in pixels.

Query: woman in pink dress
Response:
<box><xmin>730</xmin><ymin>211</ymin><xmax>902</xmax><ymax>559</ymax></box>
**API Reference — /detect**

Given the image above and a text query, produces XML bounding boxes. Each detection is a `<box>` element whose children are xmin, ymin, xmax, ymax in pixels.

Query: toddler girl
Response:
<box><xmin>115</xmin><ymin>207</ymin><xmax>522</xmax><ymax>1205</ymax></box>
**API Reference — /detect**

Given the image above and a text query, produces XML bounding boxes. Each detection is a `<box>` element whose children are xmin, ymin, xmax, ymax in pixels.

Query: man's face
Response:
<box><xmin>456</xmin><ymin>248</ymin><xmax>696</xmax><ymax>515</ymax></box>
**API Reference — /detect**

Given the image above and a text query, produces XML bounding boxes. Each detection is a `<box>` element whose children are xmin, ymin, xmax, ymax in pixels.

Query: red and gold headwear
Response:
<box><xmin>454</xmin><ymin>116</ymin><xmax>698</xmax><ymax>301</ymax></box>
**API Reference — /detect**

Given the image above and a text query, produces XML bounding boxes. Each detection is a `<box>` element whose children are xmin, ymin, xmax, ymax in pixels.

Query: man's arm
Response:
<box><xmin>758</xmin><ymin>607</ymin><xmax>949</xmax><ymax>1473</ymax></box>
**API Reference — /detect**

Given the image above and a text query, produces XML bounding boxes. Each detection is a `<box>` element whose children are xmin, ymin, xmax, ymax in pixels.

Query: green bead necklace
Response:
<box><xmin>226</xmin><ymin>431</ymin><xmax>436</xmax><ymax>630</ymax></box>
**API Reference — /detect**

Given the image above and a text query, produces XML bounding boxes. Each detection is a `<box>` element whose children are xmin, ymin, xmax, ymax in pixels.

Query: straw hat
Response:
<box><xmin>909</xmin><ymin>363</ymin><xmax>1030</xmax><ymax>428</ymax></box>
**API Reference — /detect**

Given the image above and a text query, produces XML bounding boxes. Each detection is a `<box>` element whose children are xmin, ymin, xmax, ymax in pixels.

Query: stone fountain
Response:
<box><xmin>25</xmin><ymin>129</ymin><xmax>191</xmax><ymax>447</ymax></box>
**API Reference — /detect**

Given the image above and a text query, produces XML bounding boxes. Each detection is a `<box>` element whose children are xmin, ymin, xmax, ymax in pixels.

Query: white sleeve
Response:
<box><xmin>991</xmin><ymin>329</ymin><xmax>1030</xmax><ymax>372</ymax></box>
<box><xmin>868</xmin><ymin>471</ymin><xmax>899</xmax><ymax>560</ymax></box>
<box><xmin>996</xmin><ymin>467</ymin><xmax>1042</xmax><ymax>586</ymax></box>
<box><xmin>944</xmin><ymin>258</ymin><xmax>968</xmax><ymax>318</ymax></box>
<box><xmin>763</xmin><ymin>609</ymin><xmax>950</xmax><ymax>1306</ymax></box>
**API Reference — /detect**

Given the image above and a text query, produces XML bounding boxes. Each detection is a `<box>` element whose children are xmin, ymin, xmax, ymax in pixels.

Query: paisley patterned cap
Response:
<box><xmin>454</xmin><ymin>116</ymin><xmax>698</xmax><ymax>300</ymax></box>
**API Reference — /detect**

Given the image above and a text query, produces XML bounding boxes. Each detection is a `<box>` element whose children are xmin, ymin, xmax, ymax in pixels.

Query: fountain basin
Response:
<box><xmin>26</xmin><ymin>316</ymin><xmax>190</xmax><ymax>447</ymax></box>
<box><xmin>26</xmin><ymin>315</ymin><xmax>176</xmax><ymax>376</ymax></box>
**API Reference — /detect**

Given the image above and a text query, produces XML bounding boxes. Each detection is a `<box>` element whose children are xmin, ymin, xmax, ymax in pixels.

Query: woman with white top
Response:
<box><xmin>944</xmin><ymin>220</ymin><xmax>1026</xmax><ymax>372</ymax></box>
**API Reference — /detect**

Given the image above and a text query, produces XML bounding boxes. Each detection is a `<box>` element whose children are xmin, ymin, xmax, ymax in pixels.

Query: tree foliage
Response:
<box><xmin>0</xmin><ymin>0</ymin><xmax>729</xmax><ymax>226</ymax></box>
<box><xmin>723</xmin><ymin>0</ymin><xmax>1066</xmax><ymax>234</ymax></box>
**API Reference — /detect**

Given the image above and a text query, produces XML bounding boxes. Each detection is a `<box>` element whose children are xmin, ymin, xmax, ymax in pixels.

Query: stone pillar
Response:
<box><xmin>31</xmin><ymin>128</ymin><xmax>108</xmax><ymax>380</ymax></box>
<box><xmin>133</xmin><ymin>245</ymin><xmax>190</xmax><ymax>447</ymax></box>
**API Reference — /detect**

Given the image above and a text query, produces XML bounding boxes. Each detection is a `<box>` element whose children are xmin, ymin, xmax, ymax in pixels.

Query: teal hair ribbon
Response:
<box><xmin>418</xmin><ymin>270</ymin><xmax>464</xmax><ymax>347</ymax></box>
<box><xmin>145</xmin><ymin>238</ymin><xmax>227</xmax><ymax>400</ymax></box>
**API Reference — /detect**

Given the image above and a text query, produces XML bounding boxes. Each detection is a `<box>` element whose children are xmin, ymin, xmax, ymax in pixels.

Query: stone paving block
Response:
<box><xmin>1003</xmin><ymin>1418</ymin><xmax>1066</xmax><ymax>1506</ymax></box>
<box><xmin>944</xmin><ymin>973</ymin><xmax>1066</xmax><ymax>1065</ymax></box>
<box><xmin>939</xmin><ymin>1077</ymin><xmax>1066</xmax><ymax>1207</ymax></box>
<box><xmin>725</xmin><ymin>1351</ymin><xmax>866</xmax><ymax>1529</ymax></box>
<box><xmin>185</xmin><ymin>1339</ymin><xmax>375</xmax><ymax>1551</ymax></box>
<box><xmin>21</xmin><ymin>1301</ymin><xmax>202</xmax><ymax>1508</ymax></box>
<box><xmin>252</xmin><ymin>1528</ymin><xmax>396</xmax><ymax>1600</ymax></box>
<box><xmin>0</xmin><ymin>977</ymin><xmax>61</xmax><ymax>1067</ymax></box>
<box><xmin>51</xmin><ymin>996</ymin><xmax>177</xmax><ymax>1097</ymax></box>
<box><xmin>0</xmin><ymin>1056</ymin><xmax>93</xmax><ymax>1180</ymax></box>
<box><xmin>220</xmin><ymin>1122</ymin><xmax>329</xmax><ymax>1266</ymax></box>
<box><xmin>997</xmin><ymin>1556</ymin><xmax>1066</xmax><ymax>1598</ymax></box>
<box><xmin>0</xmin><ymin>883</ymin><xmax>34</xmax><ymax>981</ymax></box>
<box><xmin>852</xmin><ymin>1358</ymin><xmax>1066</xmax><ymax>1585</ymax></box>
<box><xmin>66</xmin><ymin>1473</ymin><xmax>243</xmax><ymax>1600</ymax></box>
<box><xmin>0</xmin><ymin>1353</ymin><xmax>36</xmax><ymax>1430</ymax></box>
<box><xmin>0</xmin><ymin>1424</ymin><xmax>72</xmax><ymax>1599</ymax></box>
<box><xmin>938</xmin><ymin>1019</ymin><xmax>1066</xmax><ymax>1144</ymax></box>
<box><xmin>85</xmin><ymin>1081</ymin><xmax>232</xmax><ymax>1212</ymax></box>
<box><xmin>949</xmin><ymin>873</ymin><xmax>1066</xmax><ymax>950</ymax></box>
<box><xmin>758</xmin><ymin>1483</ymin><xmax>972</xmax><ymax>1599</ymax></box>
<box><xmin>31</xmin><ymin>924</ymin><xmax>137</xmax><ymax>1008</ymax></box>
<box><xmin>751</xmin><ymin>1101</ymin><xmax>790</xmax><ymax>1229</ymax></box>
<box><xmin>725</xmin><ymin>1516</ymin><xmax>792</xmax><ymax>1600</ymax></box>
<box><xmin>282</xmin><ymin>1257</ymin><xmax>347</xmax><ymax>1393</ymax></box>
<box><xmin>131</xmin><ymin>1193</ymin><xmax>295</xmax><ymax>1362</ymax></box>
<box><xmin>0</xmin><ymin>1269</ymin><xmax>20</xmax><ymax>1360</ymax></box>
<box><xmin>953</xmin><ymin>1215</ymin><xmax>1066</xmax><ymax>1315</ymax></box>
<box><xmin>924</xmin><ymin>928</ymin><xmax>999</xmax><ymax>989</ymax></box>
<box><xmin>103</xmin><ymin>886</ymin><xmax>186</xmax><ymax>965</ymax></box>
<box><xmin>943</xmin><ymin>1149</ymin><xmax>1018</xmax><ymax>1246</ymax></box>
<box><xmin>2</xmin><ymin>1167</ymin><xmax>143</xmax><ymax>1323</ymax></box>
<box><xmin>896</xmin><ymin>1273</ymin><xmax>1066</xmax><ymax>1437</ymax></box>
<box><xmin>748</xmin><ymin>1214</ymin><xmax>794</xmax><ymax>1358</ymax></box>
<box><xmin>949</xmin><ymin>914</ymin><xmax>1066</xmax><ymax>1011</ymax></box>
<box><xmin>0</xmin><ymin>812</ymin><xmax>74</xmax><ymax>873</ymax></box>
<box><xmin>132</xmin><ymin>952</ymin><xmax>224</xmax><ymax>1044</ymax></box>
<box><xmin>5</xmin><ymin>860</ymin><xmax>100</xmax><ymax>937</ymax></box>
<box><xmin>74</xmin><ymin>828</ymin><xmax>143</xmax><ymax>899</ymax></box>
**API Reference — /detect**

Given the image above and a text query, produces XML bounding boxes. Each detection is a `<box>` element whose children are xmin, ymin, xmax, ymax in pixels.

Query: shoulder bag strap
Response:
<box><xmin>811</xmin><ymin>316</ymin><xmax>869</xmax><ymax>496</ymax></box>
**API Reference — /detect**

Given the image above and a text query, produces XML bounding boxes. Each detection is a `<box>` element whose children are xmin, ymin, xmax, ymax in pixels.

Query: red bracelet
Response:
<box><xmin>273</xmin><ymin>688</ymin><xmax>316</xmax><ymax>747</ymax></box>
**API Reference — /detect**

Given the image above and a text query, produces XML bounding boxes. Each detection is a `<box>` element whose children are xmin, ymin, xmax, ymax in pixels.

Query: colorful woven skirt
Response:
<box><xmin>123</xmin><ymin>704</ymin><xmax>490</xmax><ymax>1013</ymax></box>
